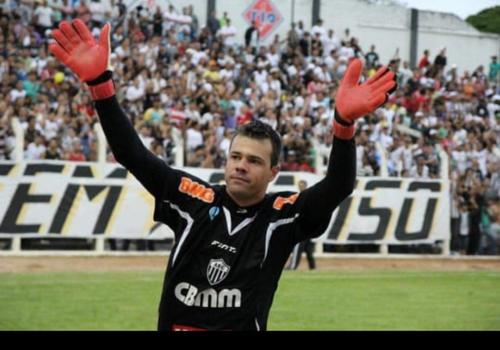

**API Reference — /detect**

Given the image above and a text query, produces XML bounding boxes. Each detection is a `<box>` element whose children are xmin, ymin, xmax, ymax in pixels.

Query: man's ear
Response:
<box><xmin>270</xmin><ymin>165</ymin><xmax>280</xmax><ymax>182</ymax></box>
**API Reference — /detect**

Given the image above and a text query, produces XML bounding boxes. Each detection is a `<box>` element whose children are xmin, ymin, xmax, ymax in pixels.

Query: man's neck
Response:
<box><xmin>225</xmin><ymin>188</ymin><xmax>265</xmax><ymax>208</ymax></box>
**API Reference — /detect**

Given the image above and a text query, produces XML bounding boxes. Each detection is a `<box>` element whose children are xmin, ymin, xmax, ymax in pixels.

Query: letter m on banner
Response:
<box><xmin>243</xmin><ymin>0</ymin><xmax>283</xmax><ymax>40</ymax></box>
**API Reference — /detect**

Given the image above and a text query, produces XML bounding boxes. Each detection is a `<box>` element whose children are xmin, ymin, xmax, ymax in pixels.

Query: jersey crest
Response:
<box><xmin>207</xmin><ymin>258</ymin><xmax>231</xmax><ymax>286</ymax></box>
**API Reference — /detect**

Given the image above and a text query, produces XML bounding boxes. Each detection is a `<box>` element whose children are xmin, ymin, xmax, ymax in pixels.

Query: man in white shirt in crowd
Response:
<box><xmin>125</xmin><ymin>77</ymin><xmax>145</xmax><ymax>103</ymax></box>
<box><xmin>185</xmin><ymin>120</ymin><xmax>204</xmax><ymax>152</ymax></box>
<box><xmin>322</xmin><ymin>29</ymin><xmax>340</xmax><ymax>57</ymax></box>
<box><xmin>398</xmin><ymin>60</ymin><xmax>413</xmax><ymax>87</ymax></box>
<box><xmin>339</xmin><ymin>40</ymin><xmax>355</xmax><ymax>60</ymax></box>
<box><xmin>410</xmin><ymin>154</ymin><xmax>430</xmax><ymax>178</ymax></box>
<box><xmin>25</xmin><ymin>133</ymin><xmax>46</xmax><ymax>160</ymax></box>
<box><xmin>217</xmin><ymin>18</ymin><xmax>237</xmax><ymax>48</ymax></box>
<box><xmin>311</xmin><ymin>18</ymin><xmax>327</xmax><ymax>39</ymax></box>
<box><xmin>253</xmin><ymin>62</ymin><xmax>268</xmax><ymax>86</ymax></box>
<box><xmin>9</xmin><ymin>80</ymin><xmax>26</xmax><ymax>102</ymax></box>
<box><xmin>138</xmin><ymin>125</ymin><xmax>154</xmax><ymax>150</ymax></box>
<box><xmin>33</xmin><ymin>0</ymin><xmax>54</xmax><ymax>38</ymax></box>
<box><xmin>88</xmin><ymin>0</ymin><xmax>111</xmax><ymax>28</ymax></box>
<box><xmin>266</xmin><ymin>45</ymin><xmax>280</xmax><ymax>68</ymax></box>
<box><xmin>163</xmin><ymin>5</ymin><xmax>178</xmax><ymax>33</ymax></box>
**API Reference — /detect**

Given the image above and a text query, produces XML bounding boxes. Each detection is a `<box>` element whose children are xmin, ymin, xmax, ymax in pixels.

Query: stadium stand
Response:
<box><xmin>0</xmin><ymin>0</ymin><xmax>498</xmax><ymax>255</ymax></box>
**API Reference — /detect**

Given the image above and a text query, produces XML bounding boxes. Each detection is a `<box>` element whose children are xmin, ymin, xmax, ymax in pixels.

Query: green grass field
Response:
<box><xmin>1</xmin><ymin>270</ymin><xmax>499</xmax><ymax>330</ymax></box>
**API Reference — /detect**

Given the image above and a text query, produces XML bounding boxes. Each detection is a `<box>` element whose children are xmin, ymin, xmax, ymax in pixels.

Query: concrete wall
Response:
<box><xmin>417</xmin><ymin>10</ymin><xmax>499</xmax><ymax>74</ymax></box>
<box><xmin>320</xmin><ymin>0</ymin><xmax>411</xmax><ymax>65</ymax></box>
<box><xmin>117</xmin><ymin>0</ymin><xmax>499</xmax><ymax>72</ymax></box>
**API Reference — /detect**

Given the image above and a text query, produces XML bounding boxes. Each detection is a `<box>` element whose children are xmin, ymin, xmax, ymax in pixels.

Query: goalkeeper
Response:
<box><xmin>49</xmin><ymin>19</ymin><xmax>396</xmax><ymax>331</ymax></box>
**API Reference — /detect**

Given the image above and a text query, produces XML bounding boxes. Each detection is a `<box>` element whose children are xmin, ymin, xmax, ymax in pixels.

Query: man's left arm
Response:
<box><xmin>293</xmin><ymin>58</ymin><xmax>396</xmax><ymax>240</ymax></box>
<box><xmin>294</xmin><ymin>135</ymin><xmax>355</xmax><ymax>239</ymax></box>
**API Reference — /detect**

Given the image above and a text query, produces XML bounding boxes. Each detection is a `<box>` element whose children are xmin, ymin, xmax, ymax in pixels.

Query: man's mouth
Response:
<box><xmin>230</xmin><ymin>176</ymin><xmax>250</xmax><ymax>183</ymax></box>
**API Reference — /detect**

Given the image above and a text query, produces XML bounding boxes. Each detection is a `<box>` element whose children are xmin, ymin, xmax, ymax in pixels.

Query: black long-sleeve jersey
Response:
<box><xmin>94</xmin><ymin>97</ymin><xmax>356</xmax><ymax>331</ymax></box>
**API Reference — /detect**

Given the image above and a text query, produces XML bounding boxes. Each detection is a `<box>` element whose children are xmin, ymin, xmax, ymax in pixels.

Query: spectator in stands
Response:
<box><xmin>32</xmin><ymin>0</ymin><xmax>54</xmax><ymax>38</ymax></box>
<box><xmin>66</xmin><ymin>139</ymin><xmax>86</xmax><ymax>161</ymax></box>
<box><xmin>74</xmin><ymin>0</ymin><xmax>91</xmax><ymax>25</ymax></box>
<box><xmin>458</xmin><ymin>201</ymin><xmax>469</xmax><ymax>255</ymax></box>
<box><xmin>489</xmin><ymin>55</ymin><xmax>500</xmax><ymax>83</ymax></box>
<box><xmin>365</xmin><ymin>44</ymin><xmax>379</xmax><ymax>70</ymax></box>
<box><xmin>0</xmin><ymin>103</ymin><xmax>12</xmax><ymax>160</ymax></box>
<box><xmin>480</xmin><ymin>197</ymin><xmax>498</xmax><ymax>255</ymax></box>
<box><xmin>217</xmin><ymin>18</ymin><xmax>237</xmax><ymax>48</ymax></box>
<box><xmin>88</xmin><ymin>0</ymin><xmax>110</xmax><ymax>28</ymax></box>
<box><xmin>207</xmin><ymin>10</ymin><xmax>220</xmax><ymax>37</ymax></box>
<box><xmin>418</xmin><ymin>49</ymin><xmax>430</xmax><ymax>71</ymax></box>
<box><xmin>244</xmin><ymin>20</ymin><xmax>259</xmax><ymax>52</ymax></box>
<box><xmin>25</xmin><ymin>132</ymin><xmax>46</xmax><ymax>160</ymax></box>
<box><xmin>23</xmin><ymin>115</ymin><xmax>41</xmax><ymax>146</ymax></box>
<box><xmin>288</xmin><ymin>180</ymin><xmax>316</xmax><ymax>270</ymax></box>
<box><xmin>433</xmin><ymin>47</ymin><xmax>447</xmax><ymax>73</ymax></box>
<box><xmin>467</xmin><ymin>181</ymin><xmax>483</xmax><ymax>255</ymax></box>
<box><xmin>43</xmin><ymin>137</ymin><xmax>62</xmax><ymax>160</ymax></box>
<box><xmin>409</xmin><ymin>154</ymin><xmax>429</xmax><ymax>178</ymax></box>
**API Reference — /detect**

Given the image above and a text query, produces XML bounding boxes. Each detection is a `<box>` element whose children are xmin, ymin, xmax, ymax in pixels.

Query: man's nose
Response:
<box><xmin>235</xmin><ymin>160</ymin><xmax>248</xmax><ymax>172</ymax></box>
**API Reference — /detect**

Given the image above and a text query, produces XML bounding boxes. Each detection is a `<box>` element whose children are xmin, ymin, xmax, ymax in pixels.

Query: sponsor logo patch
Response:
<box><xmin>179</xmin><ymin>177</ymin><xmax>215</xmax><ymax>203</ymax></box>
<box><xmin>209</xmin><ymin>206</ymin><xmax>220</xmax><ymax>221</ymax></box>
<box><xmin>273</xmin><ymin>193</ymin><xmax>299</xmax><ymax>210</ymax></box>
<box><xmin>211</xmin><ymin>240</ymin><xmax>237</xmax><ymax>254</ymax></box>
<box><xmin>174</xmin><ymin>282</ymin><xmax>241</xmax><ymax>308</ymax></box>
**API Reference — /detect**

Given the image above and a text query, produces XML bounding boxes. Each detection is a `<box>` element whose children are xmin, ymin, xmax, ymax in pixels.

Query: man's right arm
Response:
<box><xmin>48</xmin><ymin>19</ymin><xmax>173</xmax><ymax>197</ymax></box>
<box><xmin>94</xmin><ymin>95</ymin><xmax>170</xmax><ymax>197</ymax></box>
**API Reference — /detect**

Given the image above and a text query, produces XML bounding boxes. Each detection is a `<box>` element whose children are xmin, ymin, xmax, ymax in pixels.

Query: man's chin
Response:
<box><xmin>227</xmin><ymin>184</ymin><xmax>252</xmax><ymax>199</ymax></box>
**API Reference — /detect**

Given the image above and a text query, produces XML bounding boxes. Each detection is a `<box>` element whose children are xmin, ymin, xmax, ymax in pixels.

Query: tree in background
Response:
<box><xmin>466</xmin><ymin>6</ymin><xmax>500</xmax><ymax>34</ymax></box>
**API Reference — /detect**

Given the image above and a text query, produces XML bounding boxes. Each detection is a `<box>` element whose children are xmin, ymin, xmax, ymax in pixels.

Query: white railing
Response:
<box><xmin>11</xmin><ymin>117</ymin><xmax>24</xmax><ymax>162</ymax></box>
<box><xmin>93</xmin><ymin>122</ymin><xmax>107</xmax><ymax>165</ymax></box>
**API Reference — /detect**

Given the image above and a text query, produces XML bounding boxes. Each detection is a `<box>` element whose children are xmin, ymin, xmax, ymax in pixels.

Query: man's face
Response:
<box><xmin>225</xmin><ymin>135</ymin><xmax>279</xmax><ymax>204</ymax></box>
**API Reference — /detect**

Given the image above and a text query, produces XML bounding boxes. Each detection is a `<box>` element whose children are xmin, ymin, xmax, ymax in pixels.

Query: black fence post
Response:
<box><xmin>409</xmin><ymin>8</ymin><xmax>419</xmax><ymax>69</ymax></box>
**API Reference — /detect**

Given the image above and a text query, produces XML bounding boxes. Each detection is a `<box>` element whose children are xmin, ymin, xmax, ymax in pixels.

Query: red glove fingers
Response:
<box><xmin>59</xmin><ymin>21</ymin><xmax>82</xmax><ymax>48</ymax></box>
<box><xmin>49</xmin><ymin>19</ymin><xmax>114</xmax><ymax>100</ymax></box>
<box><xmin>333</xmin><ymin>58</ymin><xmax>397</xmax><ymax>140</ymax></box>
<box><xmin>49</xmin><ymin>19</ymin><xmax>110</xmax><ymax>82</ymax></box>
<box><xmin>72</xmin><ymin>18</ymin><xmax>95</xmax><ymax>44</ymax></box>
<box><xmin>51</xmin><ymin>28</ymin><xmax>73</xmax><ymax>54</ymax></box>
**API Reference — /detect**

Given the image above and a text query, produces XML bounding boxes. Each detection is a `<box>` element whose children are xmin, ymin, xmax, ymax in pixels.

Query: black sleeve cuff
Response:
<box><xmin>334</xmin><ymin>109</ymin><xmax>354</xmax><ymax>126</ymax></box>
<box><xmin>87</xmin><ymin>70</ymin><xmax>113</xmax><ymax>86</ymax></box>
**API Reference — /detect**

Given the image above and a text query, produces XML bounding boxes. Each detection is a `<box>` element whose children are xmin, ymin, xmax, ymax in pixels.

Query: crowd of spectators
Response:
<box><xmin>0</xmin><ymin>0</ymin><xmax>499</xmax><ymax>255</ymax></box>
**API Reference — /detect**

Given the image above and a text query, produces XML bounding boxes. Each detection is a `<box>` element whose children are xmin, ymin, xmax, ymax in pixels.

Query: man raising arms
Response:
<box><xmin>49</xmin><ymin>19</ymin><xmax>395</xmax><ymax>331</ymax></box>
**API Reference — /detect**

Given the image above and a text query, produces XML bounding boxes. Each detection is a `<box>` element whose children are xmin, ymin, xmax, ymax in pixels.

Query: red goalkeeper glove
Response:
<box><xmin>49</xmin><ymin>19</ymin><xmax>115</xmax><ymax>100</ymax></box>
<box><xmin>333</xmin><ymin>58</ymin><xmax>396</xmax><ymax>140</ymax></box>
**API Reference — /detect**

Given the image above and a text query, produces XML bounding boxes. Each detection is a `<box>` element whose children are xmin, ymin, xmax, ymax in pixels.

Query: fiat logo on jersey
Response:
<box><xmin>207</xmin><ymin>259</ymin><xmax>231</xmax><ymax>286</ymax></box>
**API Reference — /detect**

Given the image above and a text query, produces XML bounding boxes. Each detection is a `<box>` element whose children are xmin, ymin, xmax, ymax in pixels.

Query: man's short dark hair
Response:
<box><xmin>232</xmin><ymin>121</ymin><xmax>282</xmax><ymax>167</ymax></box>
